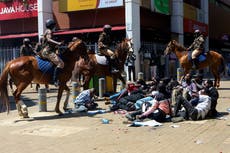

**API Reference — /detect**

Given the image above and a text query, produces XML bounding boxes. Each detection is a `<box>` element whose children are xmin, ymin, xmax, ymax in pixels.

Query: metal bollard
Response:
<box><xmin>72</xmin><ymin>82</ymin><xmax>80</xmax><ymax>103</ymax></box>
<box><xmin>38</xmin><ymin>88</ymin><xmax>47</xmax><ymax>112</ymax></box>
<box><xmin>121</xmin><ymin>74</ymin><xmax>127</xmax><ymax>89</ymax></box>
<box><xmin>99</xmin><ymin>78</ymin><xmax>105</xmax><ymax>98</ymax></box>
<box><xmin>138</xmin><ymin>72</ymin><xmax>144</xmax><ymax>80</ymax></box>
<box><xmin>177</xmin><ymin>68</ymin><xmax>184</xmax><ymax>82</ymax></box>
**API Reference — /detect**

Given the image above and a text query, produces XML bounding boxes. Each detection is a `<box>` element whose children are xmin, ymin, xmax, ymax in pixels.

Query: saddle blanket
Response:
<box><xmin>95</xmin><ymin>54</ymin><xmax>109</xmax><ymax>65</ymax></box>
<box><xmin>36</xmin><ymin>56</ymin><xmax>54</xmax><ymax>74</ymax></box>
<box><xmin>188</xmin><ymin>52</ymin><xmax>206</xmax><ymax>62</ymax></box>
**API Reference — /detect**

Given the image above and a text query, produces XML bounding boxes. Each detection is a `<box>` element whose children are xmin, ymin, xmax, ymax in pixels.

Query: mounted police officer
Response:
<box><xmin>41</xmin><ymin>19</ymin><xmax>64</xmax><ymax>86</ymax></box>
<box><xmin>98</xmin><ymin>24</ymin><xmax>119</xmax><ymax>73</ymax></box>
<box><xmin>187</xmin><ymin>29</ymin><xmax>205</xmax><ymax>69</ymax></box>
<box><xmin>20</xmin><ymin>38</ymin><xmax>35</xmax><ymax>56</ymax></box>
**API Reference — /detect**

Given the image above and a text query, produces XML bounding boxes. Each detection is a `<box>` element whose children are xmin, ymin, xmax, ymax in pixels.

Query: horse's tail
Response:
<box><xmin>0</xmin><ymin>62</ymin><xmax>10</xmax><ymax>113</ymax></box>
<box><xmin>219</xmin><ymin>56</ymin><xmax>225</xmax><ymax>74</ymax></box>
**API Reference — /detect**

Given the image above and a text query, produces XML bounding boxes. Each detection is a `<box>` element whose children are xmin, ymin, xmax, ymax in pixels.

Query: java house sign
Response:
<box><xmin>0</xmin><ymin>0</ymin><xmax>37</xmax><ymax>21</ymax></box>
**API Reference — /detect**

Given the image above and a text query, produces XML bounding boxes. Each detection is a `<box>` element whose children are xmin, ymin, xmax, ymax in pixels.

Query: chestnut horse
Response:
<box><xmin>72</xmin><ymin>38</ymin><xmax>133</xmax><ymax>92</ymax></box>
<box><xmin>0</xmin><ymin>39</ymin><xmax>87</xmax><ymax>118</ymax></box>
<box><xmin>164</xmin><ymin>40</ymin><xmax>225</xmax><ymax>87</ymax></box>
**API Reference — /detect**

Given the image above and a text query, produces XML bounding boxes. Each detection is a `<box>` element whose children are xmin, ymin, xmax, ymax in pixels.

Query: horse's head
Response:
<box><xmin>164</xmin><ymin>40</ymin><xmax>186</xmax><ymax>55</ymax></box>
<box><xmin>164</xmin><ymin>40</ymin><xmax>176</xmax><ymax>55</ymax></box>
<box><xmin>67</xmin><ymin>39</ymin><xmax>88</xmax><ymax>60</ymax></box>
<box><xmin>115</xmin><ymin>38</ymin><xmax>134</xmax><ymax>58</ymax></box>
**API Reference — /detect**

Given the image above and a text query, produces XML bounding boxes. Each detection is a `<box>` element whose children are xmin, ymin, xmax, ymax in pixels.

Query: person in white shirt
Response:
<box><xmin>173</xmin><ymin>88</ymin><xmax>211</xmax><ymax>120</ymax></box>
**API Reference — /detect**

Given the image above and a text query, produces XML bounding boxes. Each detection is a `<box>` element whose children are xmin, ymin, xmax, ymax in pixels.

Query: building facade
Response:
<box><xmin>0</xmin><ymin>0</ymin><xmax>230</xmax><ymax>79</ymax></box>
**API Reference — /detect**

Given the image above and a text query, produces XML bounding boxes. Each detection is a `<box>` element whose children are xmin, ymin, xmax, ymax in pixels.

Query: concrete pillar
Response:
<box><xmin>201</xmin><ymin>0</ymin><xmax>209</xmax><ymax>51</ymax></box>
<box><xmin>171</xmin><ymin>0</ymin><xmax>184</xmax><ymax>44</ymax></box>
<box><xmin>72</xmin><ymin>82</ymin><xmax>80</xmax><ymax>103</ymax></box>
<box><xmin>37</xmin><ymin>0</ymin><xmax>53</xmax><ymax>40</ymax></box>
<box><xmin>137</xmin><ymin>72</ymin><xmax>144</xmax><ymax>80</ymax></box>
<box><xmin>99</xmin><ymin>78</ymin><xmax>105</xmax><ymax>98</ymax></box>
<box><xmin>125</xmin><ymin>0</ymin><xmax>141</xmax><ymax>78</ymax></box>
<box><xmin>38</xmin><ymin>88</ymin><xmax>47</xmax><ymax>112</ymax></box>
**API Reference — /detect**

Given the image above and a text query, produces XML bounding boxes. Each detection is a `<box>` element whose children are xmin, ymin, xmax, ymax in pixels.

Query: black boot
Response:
<box><xmin>53</xmin><ymin>67</ymin><xmax>62</xmax><ymax>86</ymax></box>
<box><xmin>192</xmin><ymin>58</ymin><xmax>199</xmax><ymax>69</ymax></box>
<box><xmin>110</xmin><ymin>58</ymin><xmax>119</xmax><ymax>73</ymax></box>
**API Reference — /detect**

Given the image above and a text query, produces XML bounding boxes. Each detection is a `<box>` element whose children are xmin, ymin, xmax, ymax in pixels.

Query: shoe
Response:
<box><xmin>135</xmin><ymin>115</ymin><xmax>145</xmax><ymax>121</ymax></box>
<box><xmin>125</xmin><ymin>114</ymin><xmax>135</xmax><ymax>121</ymax></box>
<box><xmin>171</xmin><ymin>116</ymin><xmax>184</xmax><ymax>123</ymax></box>
<box><xmin>75</xmin><ymin>105</ymin><xmax>88</xmax><ymax>112</ymax></box>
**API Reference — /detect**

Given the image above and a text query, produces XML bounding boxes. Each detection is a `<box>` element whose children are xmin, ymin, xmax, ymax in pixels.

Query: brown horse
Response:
<box><xmin>164</xmin><ymin>40</ymin><xmax>225</xmax><ymax>87</ymax></box>
<box><xmin>72</xmin><ymin>38</ymin><xmax>133</xmax><ymax>92</ymax></box>
<box><xmin>0</xmin><ymin>39</ymin><xmax>87</xmax><ymax>118</ymax></box>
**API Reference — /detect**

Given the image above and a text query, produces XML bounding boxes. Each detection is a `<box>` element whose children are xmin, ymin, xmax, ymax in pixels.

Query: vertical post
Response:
<box><xmin>38</xmin><ymin>88</ymin><xmax>47</xmax><ymax>112</ymax></box>
<box><xmin>72</xmin><ymin>82</ymin><xmax>80</xmax><ymax>103</ymax></box>
<box><xmin>99</xmin><ymin>78</ymin><xmax>105</xmax><ymax>98</ymax></box>
<box><xmin>38</xmin><ymin>0</ymin><xmax>53</xmax><ymax>40</ymax></box>
<box><xmin>121</xmin><ymin>74</ymin><xmax>127</xmax><ymax>89</ymax></box>
<box><xmin>177</xmin><ymin>68</ymin><xmax>184</xmax><ymax>82</ymax></box>
<box><xmin>137</xmin><ymin>72</ymin><xmax>144</xmax><ymax>80</ymax></box>
<box><xmin>125</xmin><ymin>0</ymin><xmax>141</xmax><ymax>78</ymax></box>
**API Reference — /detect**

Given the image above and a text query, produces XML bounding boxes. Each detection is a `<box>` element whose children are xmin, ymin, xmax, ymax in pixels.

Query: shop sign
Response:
<box><xmin>0</xmin><ymin>0</ymin><xmax>37</xmax><ymax>21</ymax></box>
<box><xmin>151</xmin><ymin>0</ymin><xmax>170</xmax><ymax>15</ymax></box>
<box><xmin>183</xmin><ymin>3</ymin><xmax>197</xmax><ymax>20</ymax></box>
<box><xmin>184</xmin><ymin>18</ymin><xmax>208</xmax><ymax>36</ymax></box>
<box><xmin>59</xmin><ymin>0</ymin><xmax>123</xmax><ymax>12</ymax></box>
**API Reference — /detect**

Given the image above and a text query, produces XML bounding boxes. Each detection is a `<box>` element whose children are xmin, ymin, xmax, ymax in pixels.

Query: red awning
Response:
<box><xmin>0</xmin><ymin>26</ymin><xmax>126</xmax><ymax>40</ymax></box>
<box><xmin>54</xmin><ymin>26</ymin><xmax>126</xmax><ymax>35</ymax></box>
<box><xmin>0</xmin><ymin>32</ymin><xmax>38</xmax><ymax>39</ymax></box>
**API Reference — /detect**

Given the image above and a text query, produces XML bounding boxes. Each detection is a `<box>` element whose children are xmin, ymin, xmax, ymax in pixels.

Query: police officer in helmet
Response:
<box><xmin>20</xmin><ymin>38</ymin><xmax>35</xmax><ymax>56</ymax></box>
<box><xmin>98</xmin><ymin>24</ymin><xmax>119</xmax><ymax>73</ymax></box>
<box><xmin>41</xmin><ymin>19</ymin><xmax>64</xmax><ymax>86</ymax></box>
<box><xmin>187</xmin><ymin>29</ymin><xmax>205</xmax><ymax>69</ymax></box>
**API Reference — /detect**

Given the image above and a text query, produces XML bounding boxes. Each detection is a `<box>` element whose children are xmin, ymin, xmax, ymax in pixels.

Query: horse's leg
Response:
<box><xmin>45</xmin><ymin>84</ymin><xmax>50</xmax><ymax>92</ymax></box>
<box><xmin>63</xmin><ymin>84</ymin><xmax>70</xmax><ymax>111</ymax></box>
<box><xmin>210</xmin><ymin>67</ymin><xmax>219</xmax><ymax>87</ymax></box>
<box><xmin>55</xmin><ymin>85</ymin><xmax>65</xmax><ymax>115</ymax></box>
<box><xmin>116</xmin><ymin>74</ymin><xmax>126</xmax><ymax>92</ymax></box>
<box><xmin>36</xmin><ymin>84</ymin><xmax>40</xmax><ymax>92</ymax></box>
<box><xmin>83</xmin><ymin>75</ymin><xmax>91</xmax><ymax>90</ymax></box>
<box><xmin>13</xmin><ymin>82</ymin><xmax>30</xmax><ymax>118</ymax></box>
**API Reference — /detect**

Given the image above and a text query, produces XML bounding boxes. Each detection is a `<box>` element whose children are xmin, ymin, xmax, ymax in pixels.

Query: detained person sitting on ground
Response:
<box><xmin>73</xmin><ymin>88</ymin><xmax>98</xmax><ymax>112</ymax></box>
<box><xmin>173</xmin><ymin>88</ymin><xmax>211</xmax><ymax>121</ymax></box>
<box><xmin>204</xmin><ymin>80</ymin><xmax>220</xmax><ymax>117</ymax></box>
<box><xmin>126</xmin><ymin>83</ymin><xmax>171</xmax><ymax>122</ymax></box>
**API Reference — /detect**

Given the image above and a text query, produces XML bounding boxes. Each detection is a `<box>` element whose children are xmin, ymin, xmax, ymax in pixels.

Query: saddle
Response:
<box><xmin>95</xmin><ymin>54</ymin><xmax>109</xmax><ymax>65</ymax></box>
<box><xmin>188</xmin><ymin>51</ymin><xmax>207</xmax><ymax>62</ymax></box>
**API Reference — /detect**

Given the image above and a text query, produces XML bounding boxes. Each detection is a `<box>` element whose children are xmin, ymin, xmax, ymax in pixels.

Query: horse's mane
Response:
<box><xmin>173</xmin><ymin>40</ymin><xmax>187</xmax><ymax>52</ymax></box>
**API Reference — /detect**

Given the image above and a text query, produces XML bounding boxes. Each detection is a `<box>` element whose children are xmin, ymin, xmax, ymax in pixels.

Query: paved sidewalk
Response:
<box><xmin>0</xmin><ymin>81</ymin><xmax>229</xmax><ymax>153</ymax></box>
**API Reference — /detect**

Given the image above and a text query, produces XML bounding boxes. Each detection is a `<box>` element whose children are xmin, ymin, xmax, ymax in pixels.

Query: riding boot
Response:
<box><xmin>192</xmin><ymin>58</ymin><xmax>199</xmax><ymax>69</ymax></box>
<box><xmin>53</xmin><ymin>67</ymin><xmax>62</xmax><ymax>86</ymax></box>
<box><xmin>110</xmin><ymin>58</ymin><xmax>119</xmax><ymax>73</ymax></box>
